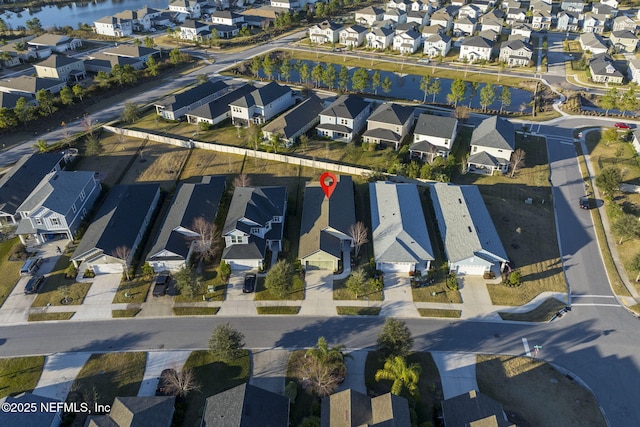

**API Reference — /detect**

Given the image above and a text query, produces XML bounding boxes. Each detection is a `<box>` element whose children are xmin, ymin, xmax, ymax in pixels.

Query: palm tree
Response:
<box><xmin>33</xmin><ymin>139</ymin><xmax>48</xmax><ymax>153</ymax></box>
<box><xmin>374</xmin><ymin>356</ymin><xmax>422</xmax><ymax>400</ymax></box>
<box><xmin>306</xmin><ymin>336</ymin><xmax>350</xmax><ymax>366</ymax></box>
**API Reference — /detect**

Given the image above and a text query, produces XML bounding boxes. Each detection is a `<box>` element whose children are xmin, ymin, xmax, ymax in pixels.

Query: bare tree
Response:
<box><xmin>81</xmin><ymin>115</ymin><xmax>95</xmax><ymax>137</ymax></box>
<box><xmin>294</xmin><ymin>355</ymin><xmax>341</xmax><ymax>397</ymax></box>
<box><xmin>112</xmin><ymin>246</ymin><xmax>132</xmax><ymax>280</ymax></box>
<box><xmin>160</xmin><ymin>367</ymin><xmax>201</xmax><ymax>397</ymax></box>
<box><xmin>510</xmin><ymin>149</ymin><xmax>526</xmax><ymax>178</ymax></box>
<box><xmin>349</xmin><ymin>222</ymin><xmax>369</xmax><ymax>259</ymax></box>
<box><xmin>233</xmin><ymin>173</ymin><xmax>252</xmax><ymax>188</ymax></box>
<box><xmin>190</xmin><ymin>217</ymin><xmax>219</xmax><ymax>262</ymax></box>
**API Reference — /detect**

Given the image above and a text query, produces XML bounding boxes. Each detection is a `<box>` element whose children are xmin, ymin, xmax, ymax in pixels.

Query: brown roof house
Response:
<box><xmin>441</xmin><ymin>390</ymin><xmax>515</xmax><ymax>427</ymax></box>
<box><xmin>86</xmin><ymin>396</ymin><xmax>176</xmax><ymax>427</ymax></box>
<box><xmin>321</xmin><ymin>389</ymin><xmax>411</xmax><ymax>427</ymax></box>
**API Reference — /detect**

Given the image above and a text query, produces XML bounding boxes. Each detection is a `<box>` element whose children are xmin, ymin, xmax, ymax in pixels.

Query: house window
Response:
<box><xmin>230</xmin><ymin>235</ymin><xmax>243</xmax><ymax>244</ymax></box>
<box><xmin>51</xmin><ymin>218</ymin><xmax>60</xmax><ymax>226</ymax></box>
<box><xmin>71</xmin><ymin>204</ymin><xmax>77</xmax><ymax>213</ymax></box>
<box><xmin>444</xmin><ymin>139</ymin><xmax>449</xmax><ymax>145</ymax></box>
<box><xmin>340</xmin><ymin>119</ymin><xmax>348</xmax><ymax>125</ymax></box>
<box><xmin>473</xmin><ymin>146</ymin><xmax>478</xmax><ymax>152</ymax></box>
<box><xmin>251</xmin><ymin>227</ymin><xmax>259</xmax><ymax>234</ymax></box>
<box><xmin>272</xmin><ymin>216</ymin><xmax>281</xmax><ymax>223</ymax></box>
<box><xmin>35</xmin><ymin>218</ymin><xmax>42</xmax><ymax>225</ymax></box>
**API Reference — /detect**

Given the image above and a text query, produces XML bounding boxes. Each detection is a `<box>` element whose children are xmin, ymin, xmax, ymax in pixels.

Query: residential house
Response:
<box><xmin>479</xmin><ymin>29</ymin><xmax>499</xmax><ymax>41</ymax></box>
<box><xmin>386</xmin><ymin>0</ymin><xmax>412</xmax><ymax>12</ymax></box>
<box><xmin>469</xmin><ymin>0</ymin><xmax>493</xmax><ymax>12</ymax></box>
<box><xmin>409</xmin><ymin>113</ymin><xmax>458</xmax><ymax>161</ymax></box>
<box><xmin>407</xmin><ymin>10</ymin><xmax>429</xmax><ymax>26</ymax></box>
<box><xmin>370</xmin><ymin>182</ymin><xmax>434</xmax><ymax>274</ymax></box>
<box><xmin>591</xmin><ymin>3</ymin><xmax>616</xmax><ymax>17</ymax></box>
<box><xmin>482</xmin><ymin>8</ymin><xmax>505</xmax><ymax>21</ymax></box>
<box><xmin>0</xmin><ymin>152</ymin><xmax>69</xmax><ymax>225</ymax></box>
<box><xmin>94</xmin><ymin>16</ymin><xmax>133</xmax><ymax>37</ymax></box>
<box><xmin>0</xmin><ymin>393</ymin><xmax>62</xmax><ymax>427</ymax></box>
<box><xmin>411</xmin><ymin>0</ymin><xmax>432</xmax><ymax>13</ymax></box>
<box><xmin>613</xmin><ymin>15</ymin><xmax>636</xmax><ymax>32</ymax></box>
<box><xmin>611</xmin><ymin>30</ymin><xmax>638</xmax><ymax>52</ymax></box>
<box><xmin>15</xmin><ymin>171</ymin><xmax>100</xmax><ymax>245</ymax></box>
<box><xmin>155</xmin><ymin>79</ymin><xmax>228</xmax><ymax>120</ymax></box>
<box><xmin>395</xmin><ymin>22</ymin><xmax>419</xmax><ymax>34</ymax></box>
<box><xmin>561</xmin><ymin>0</ymin><xmax>585</xmax><ymax>12</ymax></box>
<box><xmin>557</xmin><ymin>11</ymin><xmax>581</xmax><ymax>32</ymax></box>
<box><xmin>355</xmin><ymin>6</ymin><xmax>384</xmax><ymax>26</ymax></box>
<box><xmin>580</xmin><ymin>32</ymin><xmax>609</xmax><ymax>54</ymax></box>
<box><xmin>499</xmin><ymin>39</ymin><xmax>533</xmax><ymax>66</ymax></box>
<box><xmin>298</xmin><ymin>175</ymin><xmax>355</xmax><ymax>271</ymax></box>
<box><xmin>211</xmin><ymin>23</ymin><xmax>240</xmax><ymax>39</ymax></box>
<box><xmin>321</xmin><ymin>389</ymin><xmax>411</xmax><ymax>427</ymax></box>
<box><xmin>71</xmin><ymin>184</ymin><xmax>161</xmax><ymax>274</ymax></box>
<box><xmin>84</xmin><ymin>53</ymin><xmax>145</xmax><ymax>73</ymax></box>
<box><xmin>467</xmin><ymin>115</ymin><xmax>515</xmax><ymax>174</ymax></box>
<box><xmin>262</xmin><ymin>95</ymin><xmax>324</xmax><ymax>147</ymax></box>
<box><xmin>458</xmin><ymin>4</ymin><xmax>480</xmax><ymax>19</ymax></box>
<box><xmin>179</xmin><ymin>19</ymin><xmax>212</xmax><ymax>41</ymax></box>
<box><xmin>423</xmin><ymin>33</ymin><xmax>452</xmax><ymax>57</ymax></box>
<box><xmin>459</xmin><ymin>36</ymin><xmax>493</xmax><ymax>62</ymax></box>
<box><xmin>628</xmin><ymin>58</ymin><xmax>640</xmax><ymax>84</ymax></box>
<box><xmin>430</xmin><ymin>9</ymin><xmax>454</xmax><ymax>31</ymax></box>
<box><xmin>86</xmin><ymin>396</ymin><xmax>175</xmax><ymax>427</ymax></box>
<box><xmin>103</xmin><ymin>45</ymin><xmax>159</xmax><ymax>63</ymax></box>
<box><xmin>582</xmin><ymin>13</ymin><xmax>607</xmax><ymax>33</ymax></box>
<box><xmin>422</xmin><ymin>24</ymin><xmax>445</xmax><ymax>38</ymax></box>
<box><xmin>0</xmin><ymin>42</ymin><xmax>35</xmax><ymax>67</ymax></box>
<box><xmin>317</xmin><ymin>95</ymin><xmax>371</xmax><ymax>142</ymax></box>
<box><xmin>229</xmin><ymin>81</ymin><xmax>294</xmax><ymax>126</ymax></box>
<box><xmin>366</xmin><ymin>27</ymin><xmax>395</xmax><ymax>49</ymax></box>
<box><xmin>451</xmin><ymin>0</ymin><xmax>467</xmax><ymax>6</ymax></box>
<box><xmin>601</xmin><ymin>0</ymin><xmax>619</xmax><ymax>7</ymax></box>
<box><xmin>340</xmin><ymin>25</ymin><xmax>368</xmax><ymax>47</ymax></box>
<box><xmin>480</xmin><ymin>18</ymin><xmax>503</xmax><ymax>34</ymax></box>
<box><xmin>33</xmin><ymin>55</ymin><xmax>86</xmax><ymax>82</ymax></box>
<box><xmin>309</xmin><ymin>20</ymin><xmax>343</xmax><ymax>44</ymax></box>
<box><xmin>221</xmin><ymin>186</ymin><xmax>287</xmax><ymax>270</ymax></box>
<box><xmin>453</xmin><ymin>16</ymin><xmax>477</xmax><ymax>36</ymax></box>
<box><xmin>505</xmin><ymin>8</ymin><xmax>527</xmax><ymax>25</ymax></box>
<box><xmin>383</xmin><ymin>9</ymin><xmax>408</xmax><ymax>24</ymax></box>
<box><xmin>430</xmin><ymin>183</ymin><xmax>509</xmax><ymax>275</ymax></box>
<box><xmin>114</xmin><ymin>7</ymin><xmax>163</xmax><ymax>31</ymax></box>
<box><xmin>363</xmin><ymin>102</ymin><xmax>415</xmax><ymax>150</ymax></box>
<box><xmin>211</xmin><ymin>10</ymin><xmax>245</xmax><ymax>26</ymax></box>
<box><xmin>0</xmin><ymin>75</ymin><xmax>66</xmax><ymax>97</ymax></box>
<box><xmin>27</xmin><ymin>34</ymin><xmax>82</xmax><ymax>55</ymax></box>
<box><xmin>510</xmin><ymin>24</ymin><xmax>532</xmax><ymax>42</ymax></box>
<box><xmin>202</xmin><ymin>384</ymin><xmax>289</xmax><ymax>426</ymax></box>
<box><xmin>530</xmin><ymin>0</ymin><xmax>553</xmax><ymax>14</ymax></box>
<box><xmin>531</xmin><ymin>10</ymin><xmax>552</xmax><ymax>29</ymax></box>
<box><xmin>589</xmin><ymin>53</ymin><xmax>625</xmax><ymax>84</ymax></box>
<box><xmin>169</xmin><ymin>0</ymin><xmax>201</xmax><ymax>18</ymax></box>
<box><xmin>185</xmin><ymin>83</ymin><xmax>255</xmax><ymax>126</ymax></box>
<box><xmin>442</xmin><ymin>390</ymin><xmax>514</xmax><ymax>427</ymax></box>
<box><xmin>146</xmin><ymin>176</ymin><xmax>226</xmax><ymax>273</ymax></box>
<box><xmin>0</xmin><ymin>92</ymin><xmax>22</xmax><ymax>109</ymax></box>
<box><xmin>393</xmin><ymin>29</ymin><xmax>421</xmax><ymax>53</ymax></box>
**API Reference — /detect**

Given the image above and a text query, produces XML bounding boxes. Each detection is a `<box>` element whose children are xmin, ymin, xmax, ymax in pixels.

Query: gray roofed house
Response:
<box><xmin>84</xmin><ymin>53</ymin><xmax>144</xmax><ymax>73</ymax></box>
<box><xmin>0</xmin><ymin>393</ymin><xmax>63</xmax><ymax>427</ymax></box>
<box><xmin>589</xmin><ymin>53</ymin><xmax>624</xmax><ymax>84</ymax></box>
<box><xmin>229</xmin><ymin>81</ymin><xmax>295</xmax><ymax>127</ymax></box>
<box><xmin>498</xmin><ymin>39</ymin><xmax>533</xmax><ymax>67</ymax></box>
<box><xmin>0</xmin><ymin>152</ymin><xmax>68</xmax><ymax>224</ymax></box>
<box><xmin>459</xmin><ymin>35</ymin><xmax>493</xmax><ymax>62</ymax></box>
<box><xmin>261</xmin><ymin>94</ymin><xmax>325</xmax><ymax>147</ymax></box>
<box><xmin>467</xmin><ymin>115</ymin><xmax>515</xmax><ymax>174</ymax></box>
<box><xmin>579</xmin><ymin>32</ymin><xmax>609</xmax><ymax>55</ymax></box>
<box><xmin>410</xmin><ymin>113</ymin><xmax>458</xmax><ymax>161</ymax></box>
<box><xmin>155</xmin><ymin>79</ymin><xmax>228</xmax><ymax>120</ymax></box>
<box><xmin>86</xmin><ymin>396</ymin><xmax>175</xmax><ymax>427</ymax></box>
<box><xmin>370</xmin><ymin>181</ymin><xmax>434</xmax><ymax>273</ymax></box>
<box><xmin>363</xmin><ymin>102</ymin><xmax>415</xmax><ymax>150</ymax></box>
<box><xmin>0</xmin><ymin>91</ymin><xmax>22</xmax><ymax>109</ymax></box>
<box><xmin>441</xmin><ymin>390</ymin><xmax>514</xmax><ymax>427</ymax></box>
<box><xmin>103</xmin><ymin>45</ymin><xmax>159</xmax><ymax>61</ymax></box>
<box><xmin>0</xmin><ymin>75</ymin><xmax>67</xmax><ymax>97</ymax></box>
<box><xmin>317</xmin><ymin>95</ymin><xmax>372</xmax><ymax>142</ymax></box>
<box><xmin>321</xmin><ymin>389</ymin><xmax>411</xmax><ymax>427</ymax></box>
<box><xmin>201</xmin><ymin>383</ymin><xmax>289</xmax><ymax>427</ymax></box>
<box><xmin>28</xmin><ymin>34</ymin><xmax>82</xmax><ymax>53</ymax></box>
<box><xmin>430</xmin><ymin>183</ymin><xmax>508</xmax><ymax>276</ymax></box>
<box><xmin>71</xmin><ymin>184</ymin><xmax>161</xmax><ymax>275</ymax></box>
<box><xmin>222</xmin><ymin>186</ymin><xmax>287</xmax><ymax>270</ymax></box>
<box><xmin>185</xmin><ymin>83</ymin><xmax>255</xmax><ymax>126</ymax></box>
<box><xmin>299</xmin><ymin>175</ymin><xmax>355</xmax><ymax>271</ymax></box>
<box><xmin>610</xmin><ymin>30</ymin><xmax>639</xmax><ymax>53</ymax></box>
<box><xmin>147</xmin><ymin>176</ymin><xmax>226</xmax><ymax>273</ymax></box>
<box><xmin>33</xmin><ymin>54</ymin><xmax>86</xmax><ymax>82</ymax></box>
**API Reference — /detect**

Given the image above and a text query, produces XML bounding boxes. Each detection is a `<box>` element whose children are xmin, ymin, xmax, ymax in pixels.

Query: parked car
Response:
<box><xmin>243</xmin><ymin>273</ymin><xmax>256</xmax><ymax>293</ymax></box>
<box><xmin>156</xmin><ymin>368</ymin><xmax>176</xmax><ymax>396</ymax></box>
<box><xmin>20</xmin><ymin>257</ymin><xmax>42</xmax><ymax>275</ymax></box>
<box><xmin>24</xmin><ymin>275</ymin><xmax>45</xmax><ymax>294</ymax></box>
<box><xmin>579</xmin><ymin>196</ymin><xmax>593</xmax><ymax>210</ymax></box>
<box><xmin>614</xmin><ymin>122</ymin><xmax>631</xmax><ymax>129</ymax></box>
<box><xmin>153</xmin><ymin>273</ymin><xmax>171</xmax><ymax>297</ymax></box>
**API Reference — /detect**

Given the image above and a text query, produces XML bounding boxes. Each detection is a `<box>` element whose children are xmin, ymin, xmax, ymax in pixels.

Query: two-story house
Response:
<box><xmin>458</xmin><ymin>4</ymin><xmax>480</xmax><ymax>19</ymax></box>
<box><xmin>179</xmin><ymin>19</ymin><xmax>212</xmax><ymax>41</ymax></box>
<box><xmin>366</xmin><ymin>27</ymin><xmax>394</xmax><ymax>49</ymax></box>
<box><xmin>628</xmin><ymin>58</ymin><xmax>640</xmax><ymax>84</ymax></box>
<box><xmin>613</xmin><ymin>15</ymin><xmax>636</xmax><ymax>32</ymax></box>
<box><xmin>557</xmin><ymin>11</ymin><xmax>581</xmax><ymax>32</ymax></box>
<box><xmin>383</xmin><ymin>9</ymin><xmax>408</xmax><ymax>24</ymax></box>
<box><xmin>309</xmin><ymin>20</ymin><xmax>343</xmax><ymax>44</ymax></box>
<box><xmin>222</xmin><ymin>186</ymin><xmax>287</xmax><ymax>270</ymax></box>
<box><xmin>459</xmin><ymin>36</ymin><xmax>493</xmax><ymax>62</ymax></box>
<box><xmin>499</xmin><ymin>39</ymin><xmax>533</xmax><ymax>67</ymax></box>
<box><xmin>317</xmin><ymin>95</ymin><xmax>371</xmax><ymax>142</ymax></box>
<box><xmin>355</xmin><ymin>6</ymin><xmax>385</xmax><ymax>26</ymax></box>
<box><xmin>589</xmin><ymin>53</ymin><xmax>624</xmax><ymax>84</ymax></box>
<box><xmin>211</xmin><ymin>10</ymin><xmax>245</xmax><ymax>26</ymax></box>
<box><xmin>510</xmin><ymin>24</ymin><xmax>532</xmax><ymax>42</ymax></box>
<box><xmin>430</xmin><ymin>10</ymin><xmax>454</xmax><ymax>31</ymax></box>
<box><xmin>424</xmin><ymin>33</ymin><xmax>452</xmax><ymax>57</ymax></box>
<box><xmin>393</xmin><ymin>29</ymin><xmax>421</xmax><ymax>54</ymax></box>
<box><xmin>610</xmin><ymin>30</ymin><xmax>638</xmax><ymax>53</ymax></box>
<box><xmin>531</xmin><ymin>10</ymin><xmax>552</xmax><ymax>29</ymax></box>
<box><xmin>155</xmin><ymin>79</ymin><xmax>228</xmax><ymax>120</ymax></box>
<box><xmin>505</xmin><ymin>8</ymin><xmax>527</xmax><ymax>25</ymax></box>
<box><xmin>94</xmin><ymin>16</ymin><xmax>133</xmax><ymax>37</ymax></box>
<box><xmin>582</xmin><ymin>13</ymin><xmax>608</xmax><ymax>34</ymax></box>
<box><xmin>362</xmin><ymin>103</ymin><xmax>415</xmax><ymax>150</ymax></box>
<box><xmin>16</xmin><ymin>171</ymin><xmax>101</xmax><ymax>245</ymax></box>
<box><xmin>407</xmin><ymin>10</ymin><xmax>429</xmax><ymax>26</ymax></box>
<box><xmin>340</xmin><ymin>25</ymin><xmax>368</xmax><ymax>47</ymax></box>
<box><xmin>386</xmin><ymin>0</ymin><xmax>412</xmax><ymax>12</ymax></box>
<box><xmin>453</xmin><ymin>16</ymin><xmax>477</xmax><ymax>36</ymax></box>
<box><xmin>409</xmin><ymin>113</ymin><xmax>458</xmax><ymax>161</ymax></box>
<box><xmin>168</xmin><ymin>0</ymin><xmax>202</xmax><ymax>19</ymax></box>
<box><xmin>229</xmin><ymin>81</ymin><xmax>294</xmax><ymax>127</ymax></box>
<box><xmin>467</xmin><ymin>115</ymin><xmax>515</xmax><ymax>174</ymax></box>
<box><xmin>33</xmin><ymin>55</ymin><xmax>86</xmax><ymax>82</ymax></box>
<box><xmin>480</xmin><ymin>18</ymin><xmax>502</xmax><ymax>35</ymax></box>
<box><xmin>0</xmin><ymin>75</ymin><xmax>67</xmax><ymax>97</ymax></box>
<box><xmin>561</xmin><ymin>0</ymin><xmax>585</xmax><ymax>12</ymax></box>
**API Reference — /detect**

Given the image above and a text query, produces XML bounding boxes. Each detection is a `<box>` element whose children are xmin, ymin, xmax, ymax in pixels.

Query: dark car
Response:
<box><xmin>24</xmin><ymin>275</ymin><xmax>45</xmax><ymax>295</ymax></box>
<box><xmin>153</xmin><ymin>273</ymin><xmax>171</xmax><ymax>297</ymax></box>
<box><xmin>580</xmin><ymin>196</ymin><xmax>593</xmax><ymax>210</ymax></box>
<box><xmin>243</xmin><ymin>273</ymin><xmax>256</xmax><ymax>293</ymax></box>
<box><xmin>156</xmin><ymin>368</ymin><xmax>176</xmax><ymax>396</ymax></box>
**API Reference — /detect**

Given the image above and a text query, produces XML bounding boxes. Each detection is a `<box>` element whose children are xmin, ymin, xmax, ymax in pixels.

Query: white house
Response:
<box><xmin>453</xmin><ymin>16</ymin><xmax>477</xmax><ymax>36</ymax></box>
<box><xmin>409</xmin><ymin>113</ymin><xmax>458</xmax><ymax>161</ymax></box>
<box><xmin>309</xmin><ymin>20</ymin><xmax>343</xmax><ymax>44</ymax></box>
<box><xmin>557</xmin><ymin>11</ymin><xmax>581</xmax><ymax>32</ymax></box>
<box><xmin>362</xmin><ymin>102</ymin><xmax>415</xmax><ymax>150</ymax></box>
<box><xmin>582</xmin><ymin>13</ymin><xmax>607</xmax><ymax>34</ymax></box>
<box><xmin>628</xmin><ymin>58</ymin><xmax>640</xmax><ymax>84</ymax></box>
<box><xmin>531</xmin><ymin>10</ymin><xmax>552</xmax><ymax>29</ymax></box>
<box><xmin>316</xmin><ymin>95</ymin><xmax>371</xmax><ymax>142</ymax></box>
<box><xmin>480</xmin><ymin>18</ymin><xmax>503</xmax><ymax>35</ymax></box>
<box><xmin>423</xmin><ymin>33</ymin><xmax>451</xmax><ymax>57</ymax></box>
<box><xmin>613</xmin><ymin>15</ymin><xmax>637</xmax><ymax>32</ymax></box>
<box><xmin>407</xmin><ymin>10</ymin><xmax>429</xmax><ymax>26</ymax></box>
<box><xmin>168</xmin><ymin>0</ymin><xmax>202</xmax><ymax>19</ymax></box>
<box><xmin>499</xmin><ymin>39</ymin><xmax>533</xmax><ymax>67</ymax></box>
<box><xmin>467</xmin><ymin>115</ymin><xmax>515</xmax><ymax>174</ymax></box>
<box><xmin>383</xmin><ymin>9</ymin><xmax>408</xmax><ymax>24</ymax></box>
<box><xmin>339</xmin><ymin>25</ymin><xmax>368</xmax><ymax>47</ymax></box>
<box><xmin>94</xmin><ymin>16</ymin><xmax>133</xmax><ymax>37</ymax></box>
<box><xmin>579</xmin><ymin>32</ymin><xmax>609</xmax><ymax>54</ymax></box>
<box><xmin>366</xmin><ymin>27</ymin><xmax>394</xmax><ymax>50</ymax></box>
<box><xmin>179</xmin><ymin>19</ymin><xmax>211</xmax><ymax>41</ymax></box>
<box><xmin>430</xmin><ymin>10</ymin><xmax>454</xmax><ymax>31</ymax></box>
<box><xmin>211</xmin><ymin>10</ymin><xmax>244</xmax><ymax>26</ymax></box>
<box><xmin>459</xmin><ymin>36</ymin><xmax>493</xmax><ymax>62</ymax></box>
<box><xmin>458</xmin><ymin>4</ymin><xmax>480</xmax><ymax>19</ymax></box>
<box><xmin>355</xmin><ymin>6</ymin><xmax>385</xmax><ymax>26</ymax></box>
<box><xmin>510</xmin><ymin>24</ymin><xmax>532</xmax><ymax>42</ymax></box>
<box><xmin>393</xmin><ymin>29</ymin><xmax>421</xmax><ymax>54</ymax></box>
<box><xmin>229</xmin><ymin>81</ymin><xmax>294</xmax><ymax>127</ymax></box>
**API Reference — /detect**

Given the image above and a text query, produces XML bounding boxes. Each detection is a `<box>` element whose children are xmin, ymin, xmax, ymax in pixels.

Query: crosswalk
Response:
<box><xmin>571</xmin><ymin>294</ymin><xmax>621</xmax><ymax>308</ymax></box>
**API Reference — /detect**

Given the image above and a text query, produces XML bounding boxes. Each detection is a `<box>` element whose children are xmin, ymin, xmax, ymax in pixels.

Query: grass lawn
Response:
<box><xmin>477</xmin><ymin>355</ymin><xmax>606</xmax><ymax>426</ymax></box>
<box><xmin>174</xmin><ymin>264</ymin><xmax>227</xmax><ymax>303</ymax></box>
<box><xmin>365</xmin><ymin>350</ymin><xmax>442</xmax><ymax>426</ymax></box>
<box><xmin>584</xmin><ymin>129</ymin><xmax>640</xmax><ymax>295</ymax></box>
<box><xmin>498</xmin><ymin>298</ymin><xmax>567</xmax><ymax>322</ymax></box>
<box><xmin>333</xmin><ymin>277</ymin><xmax>384</xmax><ymax>301</ymax></box>
<box><xmin>336</xmin><ymin>306</ymin><xmax>381</xmax><ymax>315</ymax></box>
<box><xmin>180</xmin><ymin>350</ymin><xmax>251</xmax><ymax>427</ymax></box>
<box><xmin>0</xmin><ymin>238</ymin><xmax>22</xmax><ymax>308</ymax></box>
<box><xmin>28</xmin><ymin>312</ymin><xmax>75</xmax><ymax>321</ymax></box>
<box><xmin>32</xmin><ymin>255</ymin><xmax>91</xmax><ymax>307</ymax></box>
<box><xmin>112</xmin><ymin>276</ymin><xmax>152</xmax><ymax>304</ymax></box>
<box><xmin>0</xmin><ymin>356</ymin><xmax>45</xmax><ymax>398</ymax></box>
<box><xmin>418</xmin><ymin>308</ymin><xmax>462</xmax><ymax>318</ymax></box>
<box><xmin>111</xmin><ymin>308</ymin><xmax>142</xmax><ymax>318</ymax></box>
<box><xmin>254</xmin><ymin>275</ymin><xmax>305</xmax><ymax>301</ymax></box>
<box><xmin>173</xmin><ymin>307</ymin><xmax>220</xmax><ymax>316</ymax></box>
<box><xmin>120</xmin><ymin>141</ymin><xmax>190</xmax><ymax>190</ymax></box>
<box><xmin>256</xmin><ymin>306</ymin><xmax>300</xmax><ymax>314</ymax></box>
<box><xmin>454</xmin><ymin>135</ymin><xmax>567</xmax><ymax>306</ymax></box>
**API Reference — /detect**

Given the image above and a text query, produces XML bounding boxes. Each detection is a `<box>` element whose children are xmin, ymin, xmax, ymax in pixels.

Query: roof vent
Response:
<box><xmin>458</xmin><ymin>198</ymin><xmax>462</xmax><ymax>204</ymax></box>
<box><xmin>468</xmin><ymin>226</ymin><xmax>472</xmax><ymax>232</ymax></box>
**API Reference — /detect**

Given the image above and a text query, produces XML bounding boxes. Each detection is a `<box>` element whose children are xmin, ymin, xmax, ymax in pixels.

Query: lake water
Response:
<box><xmin>260</xmin><ymin>60</ymin><xmax>533</xmax><ymax>113</ymax></box>
<box><xmin>0</xmin><ymin>0</ymin><xmax>168</xmax><ymax>29</ymax></box>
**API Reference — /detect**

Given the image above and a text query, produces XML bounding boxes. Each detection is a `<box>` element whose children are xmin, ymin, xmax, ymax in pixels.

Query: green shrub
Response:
<box><xmin>446</xmin><ymin>274</ymin><xmax>458</xmax><ymax>291</ymax></box>
<box><xmin>507</xmin><ymin>270</ymin><xmax>522</xmax><ymax>287</ymax></box>
<box><xmin>65</xmin><ymin>264</ymin><xmax>77</xmax><ymax>279</ymax></box>
<box><xmin>141</xmin><ymin>262</ymin><xmax>154</xmax><ymax>279</ymax></box>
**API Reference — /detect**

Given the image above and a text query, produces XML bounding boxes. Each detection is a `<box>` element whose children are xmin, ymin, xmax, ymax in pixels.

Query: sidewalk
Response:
<box><xmin>32</xmin><ymin>352</ymin><xmax>92</xmax><ymax>401</ymax></box>
<box><xmin>137</xmin><ymin>351</ymin><xmax>191</xmax><ymax>397</ymax></box>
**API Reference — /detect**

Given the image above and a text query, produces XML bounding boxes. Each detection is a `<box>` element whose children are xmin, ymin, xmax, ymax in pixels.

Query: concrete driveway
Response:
<box><xmin>33</xmin><ymin>352</ymin><xmax>92</xmax><ymax>401</ymax></box>
<box><xmin>250</xmin><ymin>349</ymin><xmax>290</xmax><ymax>394</ymax></box>
<box><xmin>299</xmin><ymin>270</ymin><xmax>333</xmax><ymax>316</ymax></box>
<box><xmin>380</xmin><ymin>273</ymin><xmax>419</xmax><ymax>318</ymax></box>
<box><xmin>217</xmin><ymin>271</ymin><xmax>256</xmax><ymax>316</ymax></box>
<box><xmin>137</xmin><ymin>351</ymin><xmax>192</xmax><ymax>397</ymax></box>
<box><xmin>431</xmin><ymin>352</ymin><xmax>478</xmax><ymax>399</ymax></box>
<box><xmin>72</xmin><ymin>274</ymin><xmax>120</xmax><ymax>320</ymax></box>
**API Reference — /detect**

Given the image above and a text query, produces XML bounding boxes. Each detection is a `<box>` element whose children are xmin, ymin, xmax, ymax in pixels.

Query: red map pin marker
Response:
<box><xmin>320</xmin><ymin>172</ymin><xmax>337</xmax><ymax>199</ymax></box>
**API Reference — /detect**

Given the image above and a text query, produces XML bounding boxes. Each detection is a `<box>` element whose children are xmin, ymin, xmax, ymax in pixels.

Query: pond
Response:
<box><xmin>257</xmin><ymin>60</ymin><xmax>533</xmax><ymax>113</ymax></box>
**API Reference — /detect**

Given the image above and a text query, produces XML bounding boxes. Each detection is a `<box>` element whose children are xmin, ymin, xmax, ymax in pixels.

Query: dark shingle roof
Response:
<box><xmin>442</xmin><ymin>390</ymin><xmax>514</xmax><ymax>427</ymax></box>
<box><xmin>367</xmin><ymin>103</ymin><xmax>415</xmax><ymax>126</ymax></box>
<box><xmin>362</xmin><ymin>128</ymin><xmax>403</xmax><ymax>143</ymax></box>
<box><xmin>0</xmin><ymin>75</ymin><xmax>64</xmax><ymax>94</ymax></box>
<box><xmin>230</xmin><ymin>81</ymin><xmax>291</xmax><ymax>109</ymax></box>
<box><xmin>461</xmin><ymin>35</ymin><xmax>492</xmax><ymax>48</ymax></box>
<box><xmin>156</xmin><ymin>80</ymin><xmax>227</xmax><ymax>112</ymax></box>
<box><xmin>87</xmin><ymin>396</ymin><xmax>175</xmax><ymax>427</ymax></box>
<box><xmin>103</xmin><ymin>44</ymin><xmax>158</xmax><ymax>58</ymax></box>
<box><xmin>414</xmin><ymin>113</ymin><xmax>458</xmax><ymax>139</ymax></box>
<box><xmin>261</xmin><ymin>94</ymin><xmax>324</xmax><ymax>140</ymax></box>
<box><xmin>321</xmin><ymin>389</ymin><xmax>411</xmax><ymax>427</ymax></box>
<box><xmin>0</xmin><ymin>91</ymin><xmax>22</xmax><ymax>109</ymax></box>
<box><xmin>223</xmin><ymin>186</ymin><xmax>287</xmax><ymax>235</ymax></box>
<box><xmin>187</xmin><ymin>83</ymin><xmax>255</xmax><ymax>120</ymax></box>
<box><xmin>320</xmin><ymin>95</ymin><xmax>370</xmax><ymax>120</ymax></box>
<box><xmin>0</xmin><ymin>393</ymin><xmax>62</xmax><ymax>427</ymax></box>
<box><xmin>201</xmin><ymin>383</ymin><xmax>290</xmax><ymax>427</ymax></box>
<box><xmin>470</xmin><ymin>115</ymin><xmax>515</xmax><ymax>150</ymax></box>
<box><xmin>35</xmin><ymin>54</ymin><xmax>82</xmax><ymax>69</ymax></box>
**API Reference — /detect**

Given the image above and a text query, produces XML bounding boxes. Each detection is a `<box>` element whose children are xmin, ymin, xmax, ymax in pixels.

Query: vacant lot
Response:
<box><xmin>0</xmin><ymin>356</ymin><xmax>45</xmax><ymax>398</ymax></box>
<box><xmin>455</xmin><ymin>135</ymin><xmax>566</xmax><ymax>305</ymax></box>
<box><xmin>0</xmin><ymin>238</ymin><xmax>22</xmax><ymax>308</ymax></box>
<box><xmin>477</xmin><ymin>355</ymin><xmax>606</xmax><ymax>427</ymax></box>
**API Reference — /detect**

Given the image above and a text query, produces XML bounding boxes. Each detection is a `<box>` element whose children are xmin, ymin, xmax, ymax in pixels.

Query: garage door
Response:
<box><xmin>92</xmin><ymin>263</ymin><xmax>123</xmax><ymax>274</ymax></box>
<box><xmin>227</xmin><ymin>260</ymin><xmax>259</xmax><ymax>270</ymax></box>
<box><xmin>377</xmin><ymin>262</ymin><xmax>413</xmax><ymax>273</ymax></box>
<box><xmin>305</xmin><ymin>260</ymin><xmax>334</xmax><ymax>271</ymax></box>
<box><xmin>455</xmin><ymin>265</ymin><xmax>486</xmax><ymax>276</ymax></box>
